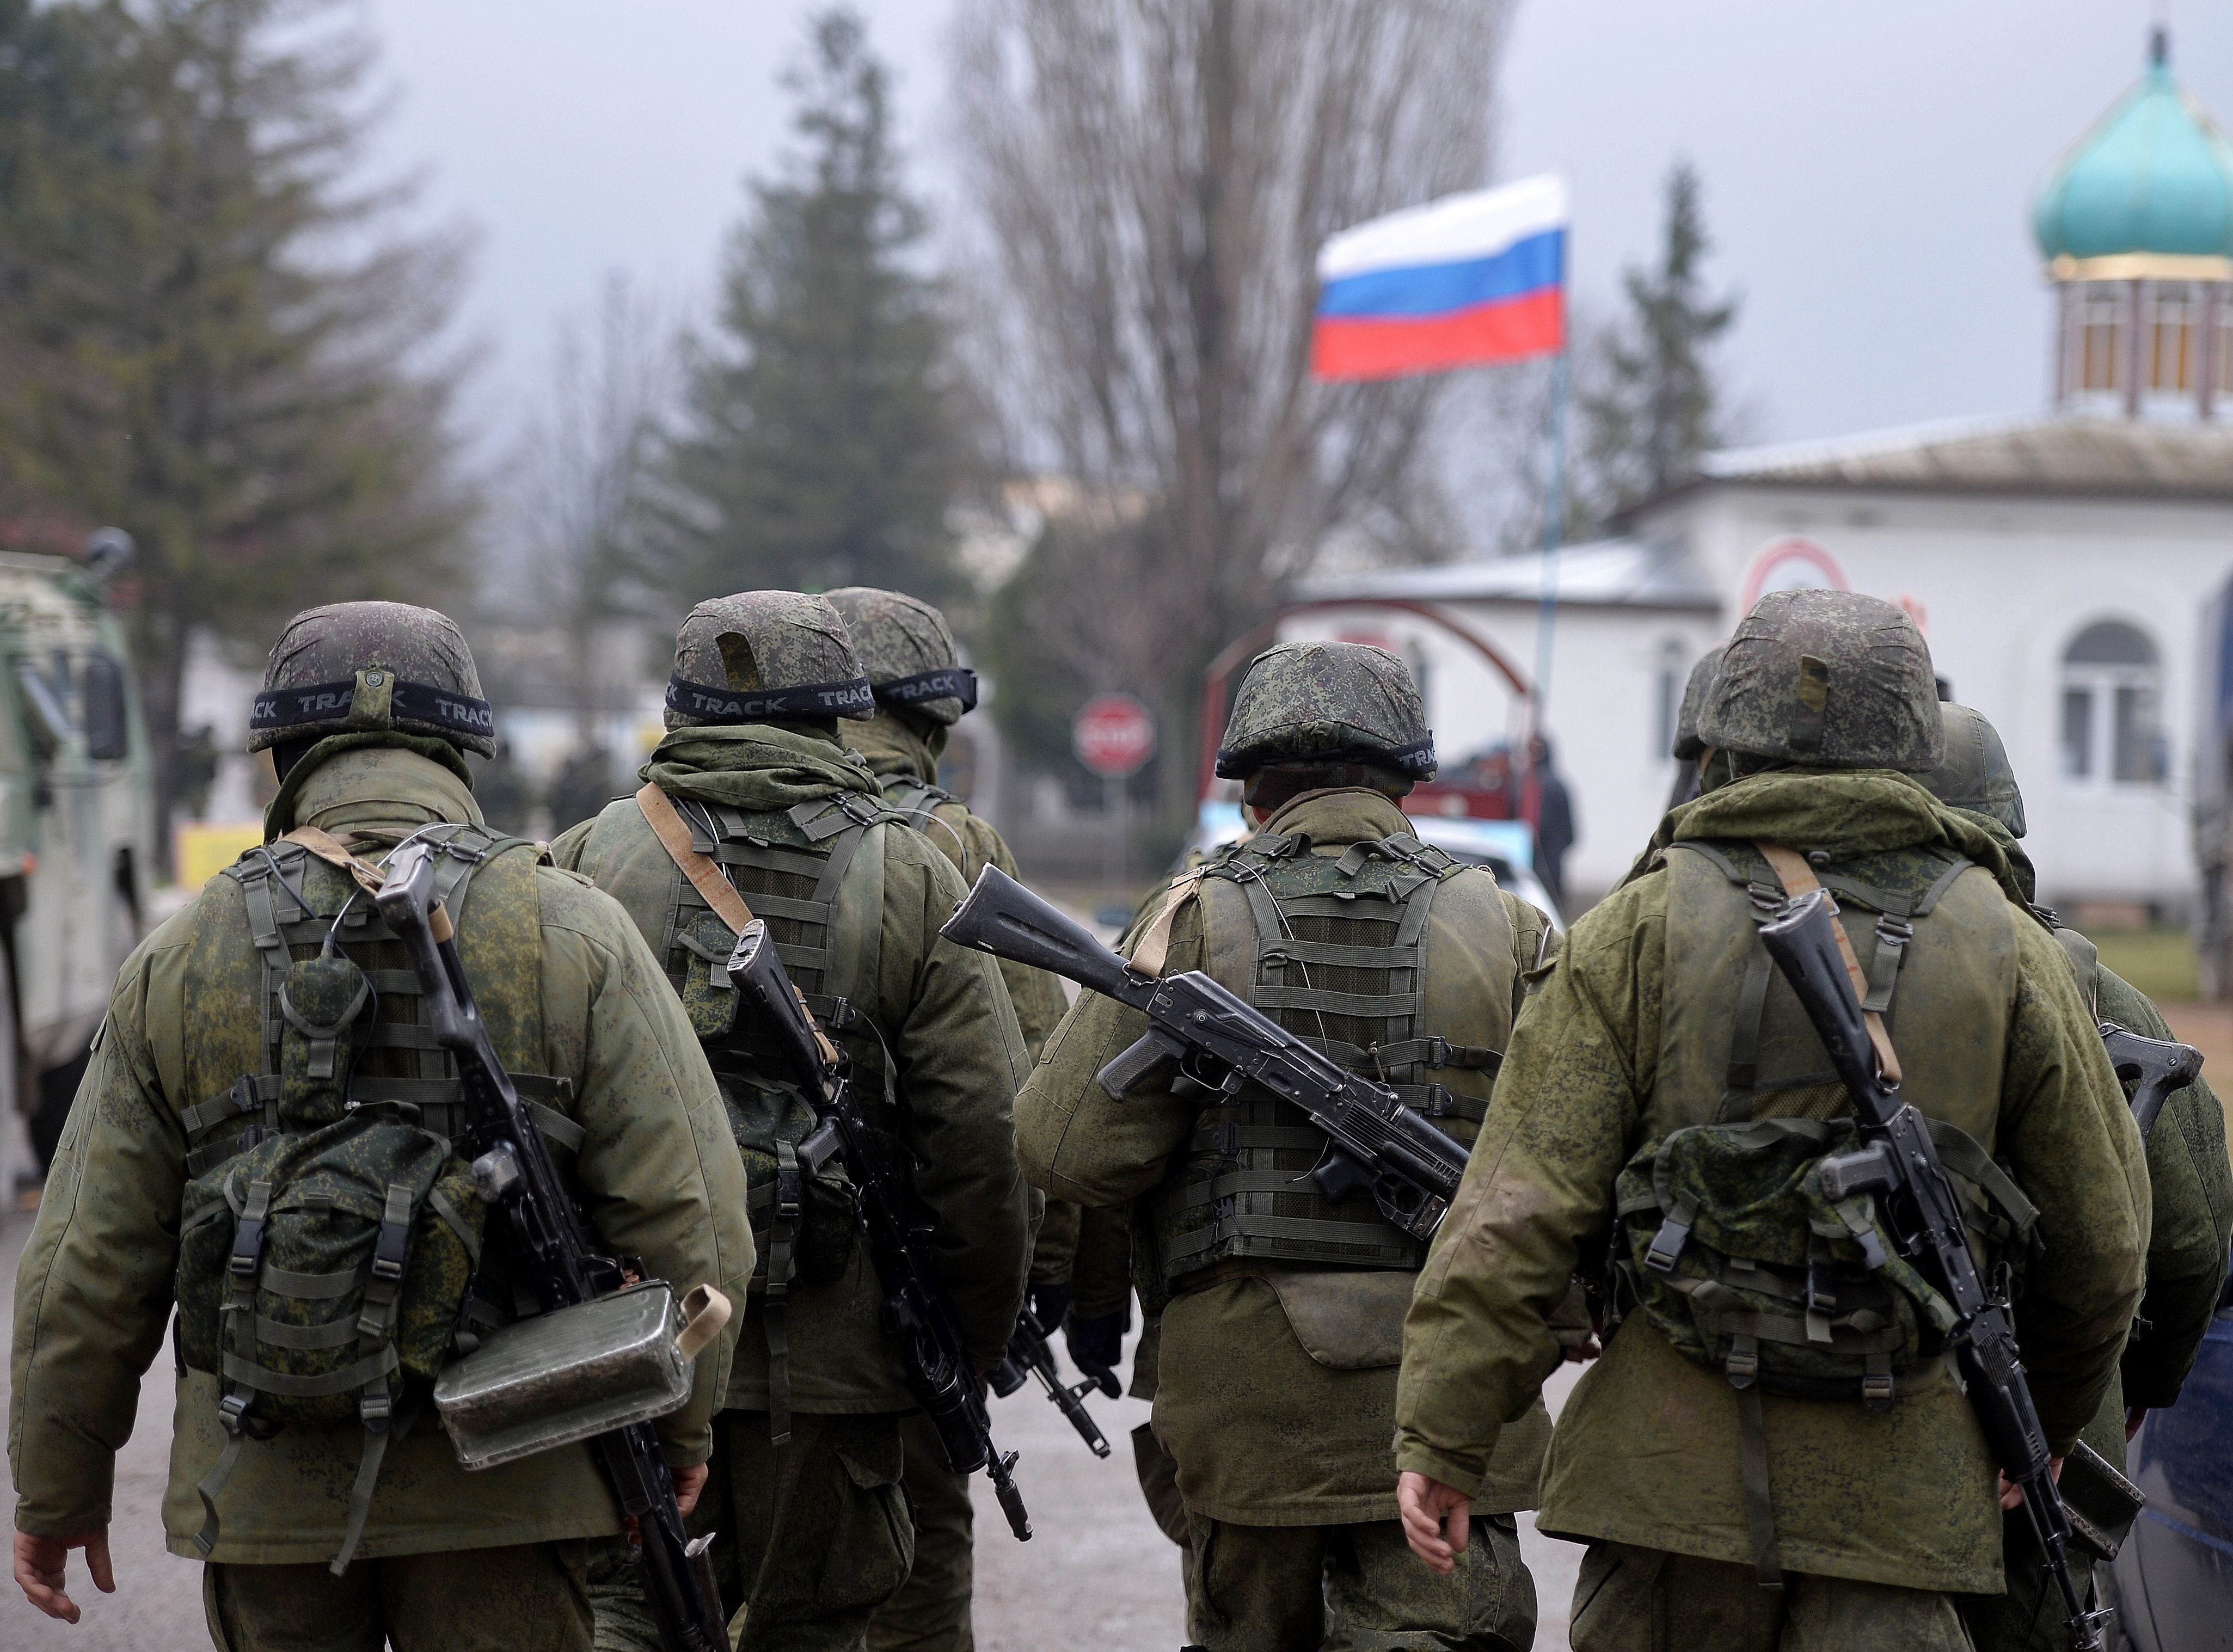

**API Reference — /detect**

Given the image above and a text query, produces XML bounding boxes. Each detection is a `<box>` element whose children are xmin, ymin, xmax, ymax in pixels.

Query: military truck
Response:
<box><xmin>0</xmin><ymin>535</ymin><xmax>155</xmax><ymax>1193</ymax></box>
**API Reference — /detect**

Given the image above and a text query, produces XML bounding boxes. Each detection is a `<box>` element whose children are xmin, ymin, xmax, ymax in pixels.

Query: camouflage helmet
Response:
<box><xmin>1214</xmin><ymin>640</ymin><xmax>1436</xmax><ymax>781</ymax></box>
<box><xmin>664</xmin><ymin>591</ymin><xmax>875</xmax><ymax>730</ymax></box>
<box><xmin>1671</xmin><ymin>644</ymin><xmax>1726</xmax><ymax>761</ymax></box>
<box><xmin>249</xmin><ymin>601</ymin><xmax>496</xmax><ymax>758</ymax></box>
<box><xmin>824</xmin><ymin>587</ymin><xmax>978</xmax><ymax>726</ymax></box>
<box><xmin>1917</xmin><ymin>702</ymin><xmax>2027</xmax><ymax>838</ymax></box>
<box><xmin>1697</xmin><ymin>589</ymin><xmax>1943</xmax><ymax>773</ymax></box>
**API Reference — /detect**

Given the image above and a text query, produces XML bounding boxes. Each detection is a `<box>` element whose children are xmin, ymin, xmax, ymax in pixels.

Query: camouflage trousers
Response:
<box><xmin>1184</xmin><ymin>1510</ymin><xmax>1535</xmax><ymax>1652</ymax></box>
<box><xmin>864</xmin><ymin>1411</ymin><xmax>975</xmax><ymax>1652</ymax></box>
<box><xmin>1567</xmin><ymin>1543</ymin><xmax>1974</xmax><ymax>1652</ymax></box>
<box><xmin>203</xmin><ymin>1541</ymin><xmax>592</xmax><ymax>1651</ymax></box>
<box><xmin>591</xmin><ymin>1409</ymin><xmax>915</xmax><ymax>1652</ymax></box>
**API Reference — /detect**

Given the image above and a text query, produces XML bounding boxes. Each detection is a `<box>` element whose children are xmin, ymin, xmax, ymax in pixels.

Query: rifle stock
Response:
<box><xmin>2100</xmin><ymin>1022</ymin><xmax>2203</xmax><ymax>1141</ymax></box>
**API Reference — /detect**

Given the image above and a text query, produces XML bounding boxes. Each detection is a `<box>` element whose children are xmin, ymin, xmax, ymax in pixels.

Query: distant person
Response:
<box><xmin>1524</xmin><ymin>732</ymin><xmax>1576</xmax><ymax>909</ymax></box>
<box><xmin>175</xmin><ymin>723</ymin><xmax>219</xmax><ymax>820</ymax></box>
<box><xmin>547</xmin><ymin>739</ymin><xmax>614</xmax><ymax>836</ymax></box>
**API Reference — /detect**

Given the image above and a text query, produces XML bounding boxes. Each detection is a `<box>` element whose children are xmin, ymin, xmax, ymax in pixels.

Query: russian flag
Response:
<box><xmin>1312</xmin><ymin>174</ymin><xmax>1568</xmax><ymax>382</ymax></box>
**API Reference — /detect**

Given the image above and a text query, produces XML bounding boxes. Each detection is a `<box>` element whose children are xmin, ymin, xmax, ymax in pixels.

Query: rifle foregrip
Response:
<box><xmin>943</xmin><ymin>865</ymin><xmax>1139</xmax><ymax>1001</ymax></box>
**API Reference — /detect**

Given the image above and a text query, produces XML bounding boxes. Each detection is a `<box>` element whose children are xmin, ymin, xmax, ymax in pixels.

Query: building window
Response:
<box><xmin>2149</xmin><ymin>282</ymin><xmax>2201</xmax><ymax>391</ymax></box>
<box><xmin>2079</xmin><ymin>285</ymin><xmax>2125</xmax><ymax>391</ymax></box>
<box><xmin>1654</xmin><ymin>641</ymin><xmax>1685</xmax><ymax>761</ymax></box>
<box><xmin>2060</xmin><ymin>621</ymin><xmax>2165</xmax><ymax>787</ymax></box>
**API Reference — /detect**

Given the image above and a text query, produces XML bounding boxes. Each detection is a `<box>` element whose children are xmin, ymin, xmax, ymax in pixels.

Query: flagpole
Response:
<box><xmin>1527</xmin><ymin>346</ymin><xmax>1569</xmax><ymax>814</ymax></box>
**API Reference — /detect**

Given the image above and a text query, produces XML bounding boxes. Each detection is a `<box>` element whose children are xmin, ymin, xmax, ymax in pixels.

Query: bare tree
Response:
<box><xmin>512</xmin><ymin>273</ymin><xmax>675</xmax><ymax>739</ymax></box>
<box><xmin>951</xmin><ymin>0</ymin><xmax>1510</xmax><ymax>817</ymax></box>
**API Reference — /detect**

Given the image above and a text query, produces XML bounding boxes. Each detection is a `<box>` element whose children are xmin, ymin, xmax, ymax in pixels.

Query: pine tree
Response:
<box><xmin>0</xmin><ymin>0</ymin><xmax>474</xmax><ymax>855</ymax></box>
<box><xmin>1576</xmin><ymin>159</ymin><xmax>1739</xmax><ymax>524</ymax></box>
<box><xmin>657</xmin><ymin>7</ymin><xmax>959</xmax><ymax>605</ymax></box>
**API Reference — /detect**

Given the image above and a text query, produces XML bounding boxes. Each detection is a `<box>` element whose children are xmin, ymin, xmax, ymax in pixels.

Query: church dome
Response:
<box><xmin>2035</xmin><ymin>29</ymin><xmax>2233</xmax><ymax>271</ymax></box>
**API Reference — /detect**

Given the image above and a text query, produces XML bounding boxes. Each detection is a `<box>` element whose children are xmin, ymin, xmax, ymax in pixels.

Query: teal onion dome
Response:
<box><xmin>2035</xmin><ymin>28</ymin><xmax>2233</xmax><ymax>272</ymax></box>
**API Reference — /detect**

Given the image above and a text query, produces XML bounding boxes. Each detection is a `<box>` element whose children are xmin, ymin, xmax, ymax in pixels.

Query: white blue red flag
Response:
<box><xmin>1312</xmin><ymin>174</ymin><xmax>1568</xmax><ymax>382</ymax></box>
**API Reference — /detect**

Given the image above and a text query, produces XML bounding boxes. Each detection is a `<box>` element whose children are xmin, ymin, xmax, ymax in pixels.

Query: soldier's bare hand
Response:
<box><xmin>1996</xmin><ymin>1456</ymin><xmax>2064</xmax><ymax>1511</ymax></box>
<box><xmin>13</xmin><ymin>1527</ymin><xmax>114</xmax><ymax>1623</ymax></box>
<box><xmin>1397</xmin><ymin>1471</ymin><xmax>1470</xmax><ymax>1575</ymax></box>
<box><xmin>671</xmin><ymin>1463</ymin><xmax>710</xmax><ymax>1520</ymax></box>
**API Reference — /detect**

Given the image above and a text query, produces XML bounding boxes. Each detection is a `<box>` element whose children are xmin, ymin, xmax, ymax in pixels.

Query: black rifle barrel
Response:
<box><xmin>1757</xmin><ymin>890</ymin><xmax>2103</xmax><ymax>1652</ymax></box>
<box><xmin>375</xmin><ymin>844</ymin><xmax>728</xmax><ymax>1652</ymax></box>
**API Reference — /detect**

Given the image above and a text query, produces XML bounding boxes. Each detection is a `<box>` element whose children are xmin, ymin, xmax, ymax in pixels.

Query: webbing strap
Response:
<box><xmin>221</xmin><ymin>1344</ymin><xmax>398</xmax><ymax>1397</ymax></box>
<box><xmin>182</xmin><ymin>1075</ymin><xmax>281</xmax><ymax>1137</ymax></box>
<box><xmin>766</xmin><ymin>1138</ymin><xmax>801</xmax><ymax>1446</ymax></box>
<box><xmin>192</xmin><ymin>1422</ymin><xmax>249</xmax><ymax>1557</ymax></box>
<box><xmin>254</xmin><ymin>1314</ymin><xmax>360</xmax><ymax>1350</ymax></box>
<box><xmin>262</xmin><ymin>1264</ymin><xmax>363</xmax><ymax>1300</ymax></box>
<box><xmin>1756</xmin><ymin>844</ymin><xmax>1904</xmax><ymax>1085</ymax></box>
<box><xmin>1731</xmin><ymin>1375</ymin><xmax>1785</xmax><ymax>1589</ymax></box>
<box><xmin>332</xmin><ymin>1425</ymin><xmax>391</xmax><ymax>1577</ymax></box>
<box><xmin>1132</xmin><ymin>869</ymin><xmax>1208</xmax><ymax>979</ymax></box>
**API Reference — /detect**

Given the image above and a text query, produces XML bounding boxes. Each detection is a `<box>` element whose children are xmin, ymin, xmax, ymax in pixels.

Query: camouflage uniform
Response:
<box><xmin>1018</xmin><ymin>642</ymin><xmax>1553</xmax><ymax>1652</ymax></box>
<box><xmin>826</xmin><ymin>587</ymin><xmax>1071</xmax><ymax>1652</ymax></box>
<box><xmin>553</xmin><ymin>593</ymin><xmax>1033</xmax><ymax>1652</ymax></box>
<box><xmin>9</xmin><ymin>604</ymin><xmax>753</xmax><ymax>1652</ymax></box>
<box><xmin>1396</xmin><ymin>592</ymin><xmax>2149</xmax><ymax>1651</ymax></box>
<box><xmin>1917</xmin><ymin>705</ymin><xmax>2233</xmax><ymax>1652</ymax></box>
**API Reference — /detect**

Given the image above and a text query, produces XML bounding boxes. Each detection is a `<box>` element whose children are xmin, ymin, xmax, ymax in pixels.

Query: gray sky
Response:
<box><xmin>363</xmin><ymin>0</ymin><xmax>2233</xmax><ymax>454</ymax></box>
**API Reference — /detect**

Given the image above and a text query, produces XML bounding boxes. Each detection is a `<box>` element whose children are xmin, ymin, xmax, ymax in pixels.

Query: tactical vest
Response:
<box><xmin>647</xmin><ymin>788</ymin><xmax>903</xmax><ymax>1439</ymax></box>
<box><xmin>1153</xmin><ymin>827</ymin><xmax>1514</xmax><ymax>1285</ymax></box>
<box><xmin>172</xmin><ymin>824</ymin><xmax>565</xmax><ymax>1573</ymax></box>
<box><xmin>1616</xmin><ymin>837</ymin><xmax>2038</xmax><ymax>1581</ymax></box>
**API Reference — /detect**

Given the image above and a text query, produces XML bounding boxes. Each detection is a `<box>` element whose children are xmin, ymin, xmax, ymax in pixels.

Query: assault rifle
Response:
<box><xmin>376</xmin><ymin>843</ymin><xmax>728</xmax><ymax>1652</ymax></box>
<box><xmin>2099</xmin><ymin>1023</ymin><xmax>2203</xmax><ymax>1142</ymax></box>
<box><xmin>722</xmin><ymin>920</ymin><xmax>1033</xmax><ymax>1541</ymax></box>
<box><xmin>1758</xmin><ymin>890</ymin><xmax>2106</xmax><ymax>1652</ymax></box>
<box><xmin>940</xmin><ymin>865</ymin><xmax>1470</xmax><ymax>1242</ymax></box>
<box><xmin>991</xmin><ymin>1306</ymin><xmax>1112</xmax><ymax>1458</ymax></box>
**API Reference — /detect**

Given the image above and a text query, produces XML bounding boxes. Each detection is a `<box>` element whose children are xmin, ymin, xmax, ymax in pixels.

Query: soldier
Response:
<box><xmin>1016</xmin><ymin>640</ymin><xmax>1555</xmax><ymax>1651</ymax></box>
<box><xmin>1395</xmin><ymin>589</ymin><xmax>2149</xmax><ymax>1650</ymax></box>
<box><xmin>8</xmin><ymin>602</ymin><xmax>752</xmax><ymax>1649</ymax></box>
<box><xmin>1664</xmin><ymin>644</ymin><xmax>1727</xmax><ymax>813</ymax></box>
<box><xmin>823</xmin><ymin>585</ymin><xmax>1073</xmax><ymax>1652</ymax></box>
<box><xmin>1916</xmin><ymin>702</ymin><xmax>2233</xmax><ymax>1651</ymax></box>
<box><xmin>552</xmin><ymin>591</ymin><xmax>1032</xmax><ymax>1651</ymax></box>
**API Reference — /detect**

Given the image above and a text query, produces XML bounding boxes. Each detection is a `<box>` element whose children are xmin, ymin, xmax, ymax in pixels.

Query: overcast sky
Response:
<box><xmin>361</xmin><ymin>0</ymin><xmax>2233</xmax><ymax>459</ymax></box>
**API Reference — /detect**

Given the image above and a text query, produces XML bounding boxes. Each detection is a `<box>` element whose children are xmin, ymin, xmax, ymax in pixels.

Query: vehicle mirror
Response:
<box><xmin>84</xmin><ymin>653</ymin><xmax>129</xmax><ymax>761</ymax></box>
<box><xmin>15</xmin><ymin>661</ymin><xmax>69</xmax><ymax>758</ymax></box>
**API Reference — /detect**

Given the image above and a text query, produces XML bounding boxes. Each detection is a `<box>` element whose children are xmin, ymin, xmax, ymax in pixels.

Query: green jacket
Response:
<box><xmin>551</xmin><ymin>722</ymin><xmax>1033</xmax><ymax>1410</ymax></box>
<box><xmin>9</xmin><ymin>746</ymin><xmax>753</xmax><ymax>1564</ymax></box>
<box><xmin>844</xmin><ymin>713</ymin><xmax>1078</xmax><ymax>1282</ymax></box>
<box><xmin>1396</xmin><ymin>771</ymin><xmax>2149</xmax><ymax>1593</ymax></box>
<box><xmin>1017</xmin><ymin>788</ymin><xmax>1556</xmax><ymax>1526</ymax></box>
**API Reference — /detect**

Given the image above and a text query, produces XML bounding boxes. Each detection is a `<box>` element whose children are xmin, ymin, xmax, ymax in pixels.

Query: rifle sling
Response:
<box><xmin>1754</xmin><ymin>843</ymin><xmax>1904</xmax><ymax>1085</ymax></box>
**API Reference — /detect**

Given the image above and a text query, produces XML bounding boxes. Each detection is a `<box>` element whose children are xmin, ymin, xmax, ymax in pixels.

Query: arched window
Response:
<box><xmin>2060</xmin><ymin>621</ymin><xmax>2165</xmax><ymax>787</ymax></box>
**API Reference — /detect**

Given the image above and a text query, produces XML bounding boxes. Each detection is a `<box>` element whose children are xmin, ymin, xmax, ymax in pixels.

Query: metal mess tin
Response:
<box><xmin>435</xmin><ymin>1280</ymin><xmax>691</xmax><ymax>1470</ymax></box>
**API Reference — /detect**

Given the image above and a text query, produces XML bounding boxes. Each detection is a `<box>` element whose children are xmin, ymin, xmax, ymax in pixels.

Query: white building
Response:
<box><xmin>1290</xmin><ymin>35</ymin><xmax>2233</xmax><ymax>919</ymax></box>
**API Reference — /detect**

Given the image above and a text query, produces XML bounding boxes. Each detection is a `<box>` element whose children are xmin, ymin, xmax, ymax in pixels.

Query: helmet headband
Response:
<box><xmin>250</xmin><ymin>674</ymin><xmax>494</xmax><ymax>744</ymax></box>
<box><xmin>666</xmin><ymin>672</ymin><xmax>876</xmax><ymax>723</ymax></box>
<box><xmin>873</xmin><ymin>666</ymin><xmax>978</xmax><ymax>714</ymax></box>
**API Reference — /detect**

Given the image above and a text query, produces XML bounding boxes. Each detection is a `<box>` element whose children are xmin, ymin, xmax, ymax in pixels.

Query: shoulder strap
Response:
<box><xmin>1133</xmin><ymin>868</ymin><xmax>1210</xmax><ymax>980</ymax></box>
<box><xmin>637</xmin><ymin>782</ymin><xmax>758</xmax><ymax>933</ymax></box>
<box><xmin>1755</xmin><ymin>843</ymin><xmax>1903</xmax><ymax>1085</ymax></box>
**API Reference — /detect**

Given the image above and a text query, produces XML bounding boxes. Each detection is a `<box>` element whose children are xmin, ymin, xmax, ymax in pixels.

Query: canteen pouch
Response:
<box><xmin>434</xmin><ymin>1280</ymin><xmax>692</xmax><ymax>1470</ymax></box>
<box><xmin>2058</xmin><ymin>1439</ymin><xmax>2145</xmax><ymax>1563</ymax></box>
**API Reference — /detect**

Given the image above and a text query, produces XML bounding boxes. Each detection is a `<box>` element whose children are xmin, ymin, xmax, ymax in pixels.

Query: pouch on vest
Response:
<box><xmin>729</xmin><ymin>1077</ymin><xmax>857</xmax><ymax>1290</ymax></box>
<box><xmin>174</xmin><ymin>949</ymin><xmax>485</xmax><ymax>1574</ymax></box>
<box><xmin>1612</xmin><ymin>1116</ymin><xmax>1973</xmax><ymax>1407</ymax></box>
<box><xmin>676</xmin><ymin>908</ymin><xmax>744</xmax><ymax>1042</ymax></box>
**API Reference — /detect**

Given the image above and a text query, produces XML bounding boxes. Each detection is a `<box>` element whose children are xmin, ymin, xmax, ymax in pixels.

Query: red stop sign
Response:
<box><xmin>1073</xmin><ymin>693</ymin><xmax>1156</xmax><ymax>777</ymax></box>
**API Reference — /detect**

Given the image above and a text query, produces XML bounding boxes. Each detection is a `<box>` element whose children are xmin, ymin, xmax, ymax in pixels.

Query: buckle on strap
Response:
<box><xmin>368</xmin><ymin>1184</ymin><xmax>413</xmax><ymax>1283</ymax></box>
<box><xmin>230</xmin><ymin>1182</ymin><xmax>274</xmax><ymax>1278</ymax></box>
<box><xmin>1644</xmin><ymin>1195</ymin><xmax>1695</xmax><ymax>1274</ymax></box>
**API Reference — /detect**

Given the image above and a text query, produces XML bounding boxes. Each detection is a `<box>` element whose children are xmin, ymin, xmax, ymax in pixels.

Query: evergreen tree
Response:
<box><xmin>1576</xmin><ymin>159</ymin><xmax>1739</xmax><ymax>523</ymax></box>
<box><xmin>0</xmin><ymin>0</ymin><xmax>474</xmax><ymax>855</ymax></box>
<box><xmin>657</xmin><ymin>8</ymin><xmax>959</xmax><ymax>604</ymax></box>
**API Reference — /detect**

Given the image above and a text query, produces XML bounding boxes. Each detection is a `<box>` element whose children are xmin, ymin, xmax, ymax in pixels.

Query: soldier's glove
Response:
<box><xmin>1065</xmin><ymin>1303</ymin><xmax>1130</xmax><ymax>1399</ymax></box>
<box><xmin>1029</xmin><ymin>1282</ymin><xmax>1071</xmax><ymax>1334</ymax></box>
